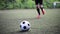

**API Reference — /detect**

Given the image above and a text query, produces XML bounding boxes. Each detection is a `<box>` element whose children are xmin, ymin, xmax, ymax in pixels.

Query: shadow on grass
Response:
<box><xmin>10</xmin><ymin>30</ymin><xmax>31</xmax><ymax>34</ymax></box>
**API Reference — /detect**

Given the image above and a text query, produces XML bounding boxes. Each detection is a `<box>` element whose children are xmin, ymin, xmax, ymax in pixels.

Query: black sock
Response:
<box><xmin>37</xmin><ymin>8</ymin><xmax>40</xmax><ymax>15</ymax></box>
<box><xmin>40</xmin><ymin>7</ymin><xmax>43</xmax><ymax>12</ymax></box>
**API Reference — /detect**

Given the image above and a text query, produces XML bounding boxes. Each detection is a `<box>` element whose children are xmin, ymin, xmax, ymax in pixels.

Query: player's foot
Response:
<box><xmin>37</xmin><ymin>15</ymin><xmax>40</xmax><ymax>19</ymax></box>
<box><xmin>42</xmin><ymin>9</ymin><xmax>45</xmax><ymax>15</ymax></box>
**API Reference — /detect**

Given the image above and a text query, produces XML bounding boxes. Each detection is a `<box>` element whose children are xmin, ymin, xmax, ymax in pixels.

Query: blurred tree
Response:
<box><xmin>0</xmin><ymin>0</ymin><xmax>60</xmax><ymax>9</ymax></box>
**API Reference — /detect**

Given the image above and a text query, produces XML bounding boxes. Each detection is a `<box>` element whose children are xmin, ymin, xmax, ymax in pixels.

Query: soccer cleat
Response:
<box><xmin>42</xmin><ymin>9</ymin><xmax>45</xmax><ymax>15</ymax></box>
<box><xmin>37</xmin><ymin>15</ymin><xmax>40</xmax><ymax>19</ymax></box>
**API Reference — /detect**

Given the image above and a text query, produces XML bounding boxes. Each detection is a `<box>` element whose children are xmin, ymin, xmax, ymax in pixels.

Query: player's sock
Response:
<box><xmin>36</xmin><ymin>8</ymin><xmax>40</xmax><ymax>19</ymax></box>
<box><xmin>41</xmin><ymin>8</ymin><xmax>45</xmax><ymax>15</ymax></box>
<box><xmin>40</xmin><ymin>5</ymin><xmax>45</xmax><ymax>15</ymax></box>
<box><xmin>37</xmin><ymin>8</ymin><xmax>40</xmax><ymax>15</ymax></box>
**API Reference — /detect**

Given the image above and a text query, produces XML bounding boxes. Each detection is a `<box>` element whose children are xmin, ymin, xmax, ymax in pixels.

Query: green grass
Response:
<box><xmin>0</xmin><ymin>9</ymin><xmax>60</xmax><ymax>34</ymax></box>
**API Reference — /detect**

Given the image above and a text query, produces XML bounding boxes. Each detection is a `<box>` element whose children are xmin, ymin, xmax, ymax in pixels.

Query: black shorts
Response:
<box><xmin>35</xmin><ymin>0</ymin><xmax>43</xmax><ymax>5</ymax></box>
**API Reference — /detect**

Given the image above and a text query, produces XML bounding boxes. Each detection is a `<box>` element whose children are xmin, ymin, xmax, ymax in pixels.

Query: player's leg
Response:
<box><xmin>36</xmin><ymin>5</ymin><xmax>40</xmax><ymax>18</ymax></box>
<box><xmin>36</xmin><ymin>5</ymin><xmax>40</xmax><ymax>15</ymax></box>
<box><xmin>35</xmin><ymin>0</ymin><xmax>40</xmax><ymax>18</ymax></box>
<box><xmin>39</xmin><ymin>0</ymin><xmax>45</xmax><ymax>15</ymax></box>
<box><xmin>40</xmin><ymin>5</ymin><xmax>45</xmax><ymax>15</ymax></box>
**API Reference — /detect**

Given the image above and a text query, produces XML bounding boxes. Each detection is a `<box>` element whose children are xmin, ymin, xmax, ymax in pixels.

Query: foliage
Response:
<box><xmin>0</xmin><ymin>0</ymin><xmax>60</xmax><ymax>9</ymax></box>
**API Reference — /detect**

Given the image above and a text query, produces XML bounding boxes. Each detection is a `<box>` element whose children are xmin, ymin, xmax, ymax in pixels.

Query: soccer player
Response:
<box><xmin>32</xmin><ymin>0</ymin><xmax>46</xmax><ymax>18</ymax></box>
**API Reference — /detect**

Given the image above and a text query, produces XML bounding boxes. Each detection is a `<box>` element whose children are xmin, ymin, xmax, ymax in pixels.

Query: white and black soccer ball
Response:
<box><xmin>20</xmin><ymin>20</ymin><xmax>31</xmax><ymax>31</ymax></box>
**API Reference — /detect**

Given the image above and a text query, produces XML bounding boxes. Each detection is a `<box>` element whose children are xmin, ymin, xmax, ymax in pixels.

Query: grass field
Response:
<box><xmin>0</xmin><ymin>9</ymin><xmax>60</xmax><ymax>34</ymax></box>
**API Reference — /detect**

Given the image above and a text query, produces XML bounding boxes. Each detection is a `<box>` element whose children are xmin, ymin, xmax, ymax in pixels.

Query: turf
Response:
<box><xmin>0</xmin><ymin>9</ymin><xmax>60</xmax><ymax>34</ymax></box>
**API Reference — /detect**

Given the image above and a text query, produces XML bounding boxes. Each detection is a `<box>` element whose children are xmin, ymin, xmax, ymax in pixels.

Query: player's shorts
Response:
<box><xmin>35</xmin><ymin>0</ymin><xmax>43</xmax><ymax>5</ymax></box>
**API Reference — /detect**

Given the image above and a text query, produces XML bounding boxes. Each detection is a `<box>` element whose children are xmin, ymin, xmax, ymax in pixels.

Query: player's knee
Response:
<box><xmin>36</xmin><ymin>5</ymin><xmax>39</xmax><ymax>9</ymax></box>
<box><xmin>40</xmin><ymin>5</ymin><xmax>43</xmax><ymax>8</ymax></box>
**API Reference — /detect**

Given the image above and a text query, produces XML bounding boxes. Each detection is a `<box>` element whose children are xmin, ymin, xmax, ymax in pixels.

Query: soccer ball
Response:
<box><xmin>20</xmin><ymin>20</ymin><xmax>31</xmax><ymax>31</ymax></box>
